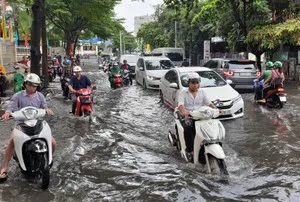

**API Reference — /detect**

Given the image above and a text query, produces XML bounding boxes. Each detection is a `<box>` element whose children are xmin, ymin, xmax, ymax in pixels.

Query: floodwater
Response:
<box><xmin>1</xmin><ymin>59</ymin><xmax>300</xmax><ymax>201</ymax></box>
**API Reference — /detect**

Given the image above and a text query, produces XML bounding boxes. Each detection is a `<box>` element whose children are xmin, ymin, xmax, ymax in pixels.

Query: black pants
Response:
<box><xmin>180</xmin><ymin>119</ymin><xmax>195</xmax><ymax>153</ymax></box>
<box><xmin>0</xmin><ymin>76</ymin><xmax>9</xmax><ymax>96</ymax></box>
<box><xmin>263</xmin><ymin>85</ymin><xmax>273</xmax><ymax>98</ymax></box>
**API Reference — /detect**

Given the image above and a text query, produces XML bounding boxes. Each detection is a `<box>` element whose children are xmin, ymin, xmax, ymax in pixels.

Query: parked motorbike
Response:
<box><xmin>10</xmin><ymin>106</ymin><xmax>53</xmax><ymax>189</ymax></box>
<box><xmin>111</xmin><ymin>73</ymin><xmax>123</xmax><ymax>89</ymax></box>
<box><xmin>74</xmin><ymin>87</ymin><xmax>96</xmax><ymax>117</ymax></box>
<box><xmin>255</xmin><ymin>87</ymin><xmax>287</xmax><ymax>108</ymax></box>
<box><xmin>168</xmin><ymin>106</ymin><xmax>228</xmax><ymax>175</ymax></box>
<box><xmin>122</xmin><ymin>70</ymin><xmax>130</xmax><ymax>86</ymax></box>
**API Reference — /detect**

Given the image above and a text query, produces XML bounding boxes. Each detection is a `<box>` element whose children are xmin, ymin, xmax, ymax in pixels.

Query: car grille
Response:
<box><xmin>216</xmin><ymin>100</ymin><xmax>233</xmax><ymax>109</ymax></box>
<box><xmin>18</xmin><ymin>120</ymin><xmax>43</xmax><ymax>136</ymax></box>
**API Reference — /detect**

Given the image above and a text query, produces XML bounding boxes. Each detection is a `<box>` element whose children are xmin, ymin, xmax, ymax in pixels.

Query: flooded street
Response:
<box><xmin>1</xmin><ymin>59</ymin><xmax>300</xmax><ymax>201</ymax></box>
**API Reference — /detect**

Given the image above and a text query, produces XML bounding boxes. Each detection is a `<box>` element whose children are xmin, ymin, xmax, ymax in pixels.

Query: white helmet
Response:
<box><xmin>73</xmin><ymin>66</ymin><xmax>82</xmax><ymax>72</ymax></box>
<box><xmin>24</xmin><ymin>73</ymin><xmax>41</xmax><ymax>86</ymax></box>
<box><xmin>188</xmin><ymin>72</ymin><xmax>201</xmax><ymax>82</ymax></box>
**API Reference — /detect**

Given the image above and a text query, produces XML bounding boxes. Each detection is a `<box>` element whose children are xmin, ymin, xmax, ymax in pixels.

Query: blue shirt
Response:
<box><xmin>6</xmin><ymin>90</ymin><xmax>48</xmax><ymax>113</ymax></box>
<box><xmin>69</xmin><ymin>75</ymin><xmax>91</xmax><ymax>90</ymax></box>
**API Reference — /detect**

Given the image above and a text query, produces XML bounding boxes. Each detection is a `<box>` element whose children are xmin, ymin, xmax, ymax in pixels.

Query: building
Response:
<box><xmin>134</xmin><ymin>15</ymin><xmax>155</xmax><ymax>36</ymax></box>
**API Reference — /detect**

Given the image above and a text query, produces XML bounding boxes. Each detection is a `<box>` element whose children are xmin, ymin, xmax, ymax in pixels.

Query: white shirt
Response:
<box><xmin>177</xmin><ymin>88</ymin><xmax>211</xmax><ymax>111</ymax></box>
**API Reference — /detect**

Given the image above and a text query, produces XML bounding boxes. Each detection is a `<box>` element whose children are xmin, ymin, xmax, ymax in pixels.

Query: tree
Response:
<box><xmin>45</xmin><ymin>0</ymin><xmax>121</xmax><ymax>56</ymax></box>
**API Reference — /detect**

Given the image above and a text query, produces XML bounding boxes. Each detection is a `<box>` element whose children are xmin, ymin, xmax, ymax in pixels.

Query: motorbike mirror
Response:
<box><xmin>92</xmin><ymin>86</ymin><xmax>97</xmax><ymax>90</ymax></box>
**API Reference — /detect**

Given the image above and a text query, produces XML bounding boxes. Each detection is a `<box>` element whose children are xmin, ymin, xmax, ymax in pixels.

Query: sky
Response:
<box><xmin>114</xmin><ymin>0</ymin><xmax>164</xmax><ymax>33</ymax></box>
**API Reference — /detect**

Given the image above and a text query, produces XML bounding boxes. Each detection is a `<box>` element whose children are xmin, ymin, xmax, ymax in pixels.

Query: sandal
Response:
<box><xmin>0</xmin><ymin>171</ymin><xmax>7</xmax><ymax>182</ymax></box>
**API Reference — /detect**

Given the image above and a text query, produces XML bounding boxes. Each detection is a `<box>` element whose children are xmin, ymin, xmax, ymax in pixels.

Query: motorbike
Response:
<box><xmin>168</xmin><ymin>106</ymin><xmax>228</xmax><ymax>175</ymax></box>
<box><xmin>111</xmin><ymin>73</ymin><xmax>123</xmax><ymax>89</ymax></box>
<box><xmin>10</xmin><ymin>106</ymin><xmax>53</xmax><ymax>189</ymax></box>
<box><xmin>74</xmin><ymin>87</ymin><xmax>96</xmax><ymax>117</ymax></box>
<box><xmin>48</xmin><ymin>65</ymin><xmax>56</xmax><ymax>82</ymax></box>
<box><xmin>122</xmin><ymin>69</ymin><xmax>130</xmax><ymax>86</ymax></box>
<box><xmin>255</xmin><ymin>86</ymin><xmax>287</xmax><ymax>108</ymax></box>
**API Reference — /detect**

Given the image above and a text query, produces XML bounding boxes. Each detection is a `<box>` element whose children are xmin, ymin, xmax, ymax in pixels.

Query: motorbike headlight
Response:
<box><xmin>22</xmin><ymin>108</ymin><xmax>38</xmax><ymax>119</ymax></box>
<box><xmin>147</xmin><ymin>76</ymin><xmax>154</xmax><ymax>81</ymax></box>
<box><xmin>233</xmin><ymin>94</ymin><xmax>242</xmax><ymax>104</ymax></box>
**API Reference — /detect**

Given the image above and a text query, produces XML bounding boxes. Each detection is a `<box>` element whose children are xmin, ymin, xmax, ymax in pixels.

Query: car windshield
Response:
<box><xmin>121</xmin><ymin>55</ymin><xmax>139</xmax><ymax>64</ymax></box>
<box><xmin>225</xmin><ymin>61</ymin><xmax>256</xmax><ymax>70</ymax></box>
<box><xmin>145</xmin><ymin>60</ymin><xmax>175</xmax><ymax>70</ymax></box>
<box><xmin>180</xmin><ymin>71</ymin><xmax>227</xmax><ymax>88</ymax></box>
<box><xmin>165</xmin><ymin>52</ymin><xmax>183</xmax><ymax>61</ymax></box>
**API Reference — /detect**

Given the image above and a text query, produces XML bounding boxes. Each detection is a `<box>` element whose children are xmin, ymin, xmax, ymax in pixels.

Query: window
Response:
<box><xmin>204</xmin><ymin>60</ymin><xmax>218</xmax><ymax>69</ymax></box>
<box><xmin>165</xmin><ymin>71</ymin><xmax>178</xmax><ymax>83</ymax></box>
<box><xmin>180</xmin><ymin>71</ymin><xmax>226</xmax><ymax>88</ymax></box>
<box><xmin>145</xmin><ymin>60</ymin><xmax>175</xmax><ymax>70</ymax></box>
<box><xmin>137</xmin><ymin>59</ymin><xmax>144</xmax><ymax>69</ymax></box>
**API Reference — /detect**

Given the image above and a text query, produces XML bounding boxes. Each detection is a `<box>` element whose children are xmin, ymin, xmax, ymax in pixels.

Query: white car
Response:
<box><xmin>136</xmin><ymin>56</ymin><xmax>175</xmax><ymax>89</ymax></box>
<box><xmin>160</xmin><ymin>67</ymin><xmax>244</xmax><ymax>120</ymax></box>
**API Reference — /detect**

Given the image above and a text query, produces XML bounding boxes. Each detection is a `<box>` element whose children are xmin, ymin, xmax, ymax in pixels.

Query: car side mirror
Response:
<box><xmin>169</xmin><ymin>83</ymin><xmax>178</xmax><ymax>89</ymax></box>
<box><xmin>226</xmin><ymin>79</ymin><xmax>233</xmax><ymax>85</ymax></box>
<box><xmin>139</xmin><ymin>67</ymin><xmax>144</xmax><ymax>71</ymax></box>
<box><xmin>226</xmin><ymin>79</ymin><xmax>236</xmax><ymax>88</ymax></box>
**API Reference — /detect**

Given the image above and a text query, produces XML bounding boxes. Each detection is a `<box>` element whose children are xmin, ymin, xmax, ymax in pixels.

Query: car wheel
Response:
<box><xmin>143</xmin><ymin>80</ymin><xmax>147</xmax><ymax>89</ymax></box>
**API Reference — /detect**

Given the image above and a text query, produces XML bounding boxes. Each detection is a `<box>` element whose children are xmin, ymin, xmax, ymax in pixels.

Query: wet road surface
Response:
<box><xmin>1</xmin><ymin>59</ymin><xmax>300</xmax><ymax>201</ymax></box>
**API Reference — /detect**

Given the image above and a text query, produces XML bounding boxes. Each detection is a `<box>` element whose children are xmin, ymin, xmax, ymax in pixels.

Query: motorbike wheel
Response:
<box><xmin>175</xmin><ymin>125</ymin><xmax>181</xmax><ymax>151</ymax></box>
<box><xmin>159</xmin><ymin>90</ymin><xmax>164</xmax><ymax>102</ymax></box>
<box><xmin>35</xmin><ymin>153</ymin><xmax>50</xmax><ymax>190</ymax></box>
<box><xmin>49</xmin><ymin>74</ymin><xmax>53</xmax><ymax>82</ymax></box>
<box><xmin>208</xmin><ymin>155</ymin><xmax>228</xmax><ymax>175</ymax></box>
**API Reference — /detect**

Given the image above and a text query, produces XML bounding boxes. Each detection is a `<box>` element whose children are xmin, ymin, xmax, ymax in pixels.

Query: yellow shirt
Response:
<box><xmin>0</xmin><ymin>64</ymin><xmax>7</xmax><ymax>76</ymax></box>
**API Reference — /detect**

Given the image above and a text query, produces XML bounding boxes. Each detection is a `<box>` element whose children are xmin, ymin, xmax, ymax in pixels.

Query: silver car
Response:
<box><xmin>204</xmin><ymin>59</ymin><xmax>260</xmax><ymax>90</ymax></box>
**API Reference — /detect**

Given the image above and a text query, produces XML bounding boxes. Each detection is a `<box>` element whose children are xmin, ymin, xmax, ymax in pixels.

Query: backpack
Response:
<box><xmin>270</xmin><ymin>71</ymin><xmax>282</xmax><ymax>89</ymax></box>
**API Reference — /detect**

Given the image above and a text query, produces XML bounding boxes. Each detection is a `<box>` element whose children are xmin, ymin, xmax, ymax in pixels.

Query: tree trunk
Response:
<box><xmin>41</xmin><ymin>0</ymin><xmax>49</xmax><ymax>86</ymax></box>
<box><xmin>254</xmin><ymin>51</ymin><xmax>264</xmax><ymax>71</ymax></box>
<box><xmin>30</xmin><ymin>0</ymin><xmax>42</xmax><ymax>76</ymax></box>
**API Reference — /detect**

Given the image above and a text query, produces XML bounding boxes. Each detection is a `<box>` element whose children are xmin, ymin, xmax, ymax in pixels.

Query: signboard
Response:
<box><xmin>203</xmin><ymin>40</ymin><xmax>210</xmax><ymax>60</ymax></box>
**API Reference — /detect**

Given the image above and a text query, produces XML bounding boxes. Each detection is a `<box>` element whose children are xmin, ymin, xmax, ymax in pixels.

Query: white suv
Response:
<box><xmin>135</xmin><ymin>56</ymin><xmax>175</xmax><ymax>89</ymax></box>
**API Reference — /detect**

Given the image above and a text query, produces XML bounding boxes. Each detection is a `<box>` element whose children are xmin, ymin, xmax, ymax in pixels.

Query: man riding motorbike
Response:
<box><xmin>177</xmin><ymin>72</ymin><xmax>217</xmax><ymax>162</ymax></box>
<box><xmin>61</xmin><ymin>68</ymin><xmax>73</xmax><ymax>100</ymax></box>
<box><xmin>120</xmin><ymin>60</ymin><xmax>133</xmax><ymax>85</ymax></box>
<box><xmin>0</xmin><ymin>73</ymin><xmax>55</xmax><ymax>181</ymax></box>
<box><xmin>254</xmin><ymin>61</ymin><xmax>273</xmax><ymax>100</ymax></box>
<box><xmin>68</xmin><ymin>66</ymin><xmax>93</xmax><ymax>114</ymax></box>
<box><xmin>109</xmin><ymin>63</ymin><xmax>121</xmax><ymax>88</ymax></box>
<box><xmin>261</xmin><ymin>61</ymin><xmax>285</xmax><ymax>102</ymax></box>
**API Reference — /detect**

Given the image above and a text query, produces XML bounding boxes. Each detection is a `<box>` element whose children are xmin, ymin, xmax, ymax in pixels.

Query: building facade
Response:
<box><xmin>134</xmin><ymin>15</ymin><xmax>155</xmax><ymax>36</ymax></box>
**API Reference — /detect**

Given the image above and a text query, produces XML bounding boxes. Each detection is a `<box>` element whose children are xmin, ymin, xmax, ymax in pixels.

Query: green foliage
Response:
<box><xmin>246</xmin><ymin>18</ymin><xmax>300</xmax><ymax>50</ymax></box>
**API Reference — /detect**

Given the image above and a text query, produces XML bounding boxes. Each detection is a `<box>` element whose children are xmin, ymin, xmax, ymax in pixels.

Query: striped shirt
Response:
<box><xmin>6</xmin><ymin>90</ymin><xmax>47</xmax><ymax>113</ymax></box>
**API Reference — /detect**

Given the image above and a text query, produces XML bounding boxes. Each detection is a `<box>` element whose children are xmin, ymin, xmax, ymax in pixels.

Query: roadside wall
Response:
<box><xmin>0</xmin><ymin>38</ymin><xmax>17</xmax><ymax>82</ymax></box>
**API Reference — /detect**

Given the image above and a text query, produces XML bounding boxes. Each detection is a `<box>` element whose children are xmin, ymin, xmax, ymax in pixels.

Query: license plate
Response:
<box><xmin>239</xmin><ymin>72</ymin><xmax>251</xmax><ymax>76</ymax></box>
<box><xmin>220</xmin><ymin>110</ymin><xmax>231</xmax><ymax>115</ymax></box>
<box><xmin>279</xmin><ymin>96</ymin><xmax>287</xmax><ymax>102</ymax></box>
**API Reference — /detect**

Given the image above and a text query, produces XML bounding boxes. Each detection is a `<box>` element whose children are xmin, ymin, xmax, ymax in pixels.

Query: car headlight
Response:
<box><xmin>147</xmin><ymin>76</ymin><xmax>154</xmax><ymax>81</ymax></box>
<box><xmin>232</xmin><ymin>94</ymin><xmax>242</xmax><ymax>104</ymax></box>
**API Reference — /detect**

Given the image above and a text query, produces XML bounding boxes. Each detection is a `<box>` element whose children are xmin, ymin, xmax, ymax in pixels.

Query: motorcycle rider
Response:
<box><xmin>120</xmin><ymin>60</ymin><xmax>132</xmax><ymax>85</ymax></box>
<box><xmin>261</xmin><ymin>61</ymin><xmax>285</xmax><ymax>102</ymax></box>
<box><xmin>0</xmin><ymin>73</ymin><xmax>55</xmax><ymax>181</ymax></box>
<box><xmin>177</xmin><ymin>72</ymin><xmax>217</xmax><ymax>162</ymax></box>
<box><xmin>61</xmin><ymin>68</ymin><xmax>73</xmax><ymax>100</ymax></box>
<box><xmin>68</xmin><ymin>66</ymin><xmax>93</xmax><ymax>114</ymax></box>
<box><xmin>0</xmin><ymin>64</ymin><xmax>9</xmax><ymax>97</ymax></box>
<box><xmin>254</xmin><ymin>61</ymin><xmax>273</xmax><ymax>100</ymax></box>
<box><xmin>109</xmin><ymin>63</ymin><xmax>121</xmax><ymax>88</ymax></box>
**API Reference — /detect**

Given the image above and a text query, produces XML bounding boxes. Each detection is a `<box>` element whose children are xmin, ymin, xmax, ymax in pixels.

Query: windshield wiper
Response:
<box><xmin>202</xmin><ymin>85</ymin><xmax>217</xmax><ymax>88</ymax></box>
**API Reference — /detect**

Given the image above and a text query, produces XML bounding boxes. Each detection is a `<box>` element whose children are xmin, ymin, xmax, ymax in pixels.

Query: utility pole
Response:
<box><xmin>41</xmin><ymin>0</ymin><xmax>49</xmax><ymax>86</ymax></box>
<box><xmin>119</xmin><ymin>31</ymin><xmax>122</xmax><ymax>56</ymax></box>
<box><xmin>123</xmin><ymin>34</ymin><xmax>125</xmax><ymax>54</ymax></box>
<box><xmin>175</xmin><ymin>9</ymin><xmax>177</xmax><ymax>48</ymax></box>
